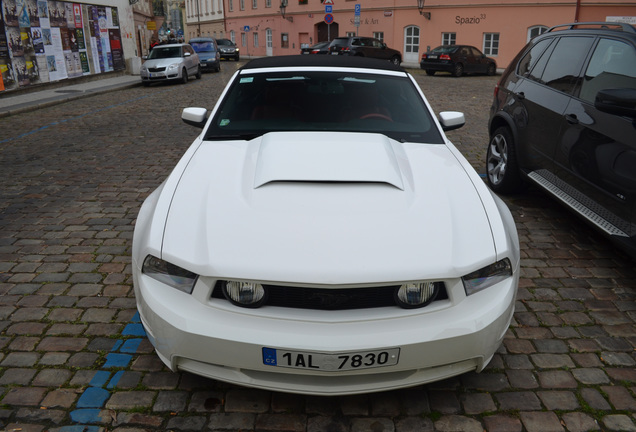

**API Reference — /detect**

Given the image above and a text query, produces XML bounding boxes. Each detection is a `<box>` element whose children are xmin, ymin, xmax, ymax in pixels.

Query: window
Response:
<box><xmin>241</xmin><ymin>32</ymin><xmax>247</xmax><ymax>47</ymax></box>
<box><xmin>373</xmin><ymin>32</ymin><xmax>384</xmax><ymax>42</ymax></box>
<box><xmin>253</xmin><ymin>32</ymin><xmax>259</xmax><ymax>47</ymax></box>
<box><xmin>299</xmin><ymin>0</ymin><xmax>307</xmax><ymax>4</ymax></box>
<box><xmin>252</xmin><ymin>0</ymin><xmax>257</xmax><ymax>8</ymax></box>
<box><xmin>483</xmin><ymin>33</ymin><xmax>499</xmax><ymax>56</ymax></box>
<box><xmin>517</xmin><ymin>38</ymin><xmax>552</xmax><ymax>77</ymax></box>
<box><xmin>265</xmin><ymin>0</ymin><xmax>271</xmax><ymax>6</ymax></box>
<box><xmin>240</xmin><ymin>0</ymin><xmax>244</xmax><ymax>10</ymax></box>
<box><xmin>230</xmin><ymin>30</ymin><xmax>236</xmax><ymax>44</ymax></box>
<box><xmin>442</xmin><ymin>33</ymin><xmax>455</xmax><ymax>45</ymax></box>
<box><xmin>281</xmin><ymin>33</ymin><xmax>289</xmax><ymax>48</ymax></box>
<box><xmin>346</xmin><ymin>32</ymin><xmax>356</xmax><ymax>37</ymax></box>
<box><xmin>539</xmin><ymin>36</ymin><xmax>594</xmax><ymax>94</ymax></box>
<box><xmin>527</xmin><ymin>25</ymin><xmax>548</xmax><ymax>42</ymax></box>
<box><xmin>228</xmin><ymin>0</ymin><xmax>233</xmax><ymax>11</ymax></box>
<box><xmin>579</xmin><ymin>38</ymin><xmax>636</xmax><ymax>102</ymax></box>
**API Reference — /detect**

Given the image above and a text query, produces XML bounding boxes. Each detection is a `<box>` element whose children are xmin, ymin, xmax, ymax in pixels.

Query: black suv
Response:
<box><xmin>328</xmin><ymin>37</ymin><xmax>402</xmax><ymax>65</ymax></box>
<box><xmin>486</xmin><ymin>22</ymin><xmax>636</xmax><ymax>257</ymax></box>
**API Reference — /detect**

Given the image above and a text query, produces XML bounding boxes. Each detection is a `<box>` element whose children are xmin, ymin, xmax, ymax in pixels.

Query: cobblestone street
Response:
<box><xmin>0</xmin><ymin>63</ymin><xmax>635</xmax><ymax>432</ymax></box>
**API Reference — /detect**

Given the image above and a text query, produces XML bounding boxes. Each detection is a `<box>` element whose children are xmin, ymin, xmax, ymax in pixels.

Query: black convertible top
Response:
<box><xmin>241</xmin><ymin>55</ymin><xmax>405</xmax><ymax>72</ymax></box>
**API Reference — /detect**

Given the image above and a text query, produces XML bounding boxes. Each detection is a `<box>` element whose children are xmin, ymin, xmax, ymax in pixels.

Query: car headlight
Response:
<box><xmin>222</xmin><ymin>280</ymin><xmax>267</xmax><ymax>308</ymax></box>
<box><xmin>141</xmin><ymin>65</ymin><xmax>147</xmax><ymax>72</ymax></box>
<box><xmin>462</xmin><ymin>258</ymin><xmax>512</xmax><ymax>296</ymax></box>
<box><xmin>394</xmin><ymin>282</ymin><xmax>440</xmax><ymax>308</ymax></box>
<box><xmin>168</xmin><ymin>63</ymin><xmax>179</xmax><ymax>71</ymax></box>
<box><xmin>142</xmin><ymin>255</ymin><xmax>198</xmax><ymax>294</ymax></box>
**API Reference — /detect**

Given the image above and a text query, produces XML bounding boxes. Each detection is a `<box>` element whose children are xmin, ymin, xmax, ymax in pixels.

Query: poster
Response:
<box><xmin>0</xmin><ymin>0</ymin><xmax>123</xmax><ymax>91</ymax></box>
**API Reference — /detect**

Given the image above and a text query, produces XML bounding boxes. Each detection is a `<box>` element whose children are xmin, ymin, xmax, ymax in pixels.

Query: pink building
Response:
<box><xmin>221</xmin><ymin>0</ymin><xmax>636</xmax><ymax>68</ymax></box>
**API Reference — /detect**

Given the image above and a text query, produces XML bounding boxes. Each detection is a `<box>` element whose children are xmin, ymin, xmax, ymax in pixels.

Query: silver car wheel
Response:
<box><xmin>487</xmin><ymin>133</ymin><xmax>507</xmax><ymax>186</ymax></box>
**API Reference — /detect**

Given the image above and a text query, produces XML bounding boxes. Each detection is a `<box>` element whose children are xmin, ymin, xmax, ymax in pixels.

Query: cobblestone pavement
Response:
<box><xmin>0</xmin><ymin>63</ymin><xmax>635</xmax><ymax>432</ymax></box>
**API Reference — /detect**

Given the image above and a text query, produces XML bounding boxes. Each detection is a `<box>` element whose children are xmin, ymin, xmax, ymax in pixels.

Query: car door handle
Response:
<box><xmin>514</xmin><ymin>92</ymin><xmax>525</xmax><ymax>100</ymax></box>
<box><xmin>565</xmin><ymin>113</ymin><xmax>579</xmax><ymax>124</ymax></box>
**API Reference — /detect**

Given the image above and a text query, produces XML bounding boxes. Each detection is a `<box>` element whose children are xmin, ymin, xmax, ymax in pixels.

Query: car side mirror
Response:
<box><xmin>595</xmin><ymin>88</ymin><xmax>636</xmax><ymax>119</ymax></box>
<box><xmin>439</xmin><ymin>111</ymin><xmax>465</xmax><ymax>131</ymax></box>
<box><xmin>182</xmin><ymin>107</ymin><xmax>208</xmax><ymax>128</ymax></box>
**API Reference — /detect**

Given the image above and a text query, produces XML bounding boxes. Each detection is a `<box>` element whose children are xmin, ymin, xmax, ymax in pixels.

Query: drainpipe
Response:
<box><xmin>574</xmin><ymin>0</ymin><xmax>581</xmax><ymax>22</ymax></box>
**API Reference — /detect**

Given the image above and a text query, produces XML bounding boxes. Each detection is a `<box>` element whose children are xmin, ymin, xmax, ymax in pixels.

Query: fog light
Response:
<box><xmin>395</xmin><ymin>282</ymin><xmax>438</xmax><ymax>309</ymax></box>
<box><xmin>222</xmin><ymin>281</ymin><xmax>267</xmax><ymax>308</ymax></box>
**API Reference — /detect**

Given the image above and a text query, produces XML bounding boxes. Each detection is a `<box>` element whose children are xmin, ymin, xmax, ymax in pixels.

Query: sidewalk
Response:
<box><xmin>0</xmin><ymin>74</ymin><xmax>141</xmax><ymax>118</ymax></box>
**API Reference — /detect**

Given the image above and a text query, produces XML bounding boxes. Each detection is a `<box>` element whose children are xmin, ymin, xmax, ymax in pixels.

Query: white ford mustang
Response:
<box><xmin>132</xmin><ymin>56</ymin><xmax>520</xmax><ymax>395</ymax></box>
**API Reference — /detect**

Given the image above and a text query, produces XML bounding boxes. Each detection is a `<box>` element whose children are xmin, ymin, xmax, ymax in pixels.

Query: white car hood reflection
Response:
<box><xmin>162</xmin><ymin>131</ymin><xmax>496</xmax><ymax>284</ymax></box>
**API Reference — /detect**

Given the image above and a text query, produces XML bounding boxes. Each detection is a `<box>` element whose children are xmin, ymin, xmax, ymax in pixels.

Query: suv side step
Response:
<box><xmin>528</xmin><ymin>170</ymin><xmax>629</xmax><ymax>238</ymax></box>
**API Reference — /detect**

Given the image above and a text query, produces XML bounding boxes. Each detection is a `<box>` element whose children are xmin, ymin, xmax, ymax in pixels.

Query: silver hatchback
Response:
<box><xmin>141</xmin><ymin>43</ymin><xmax>201</xmax><ymax>86</ymax></box>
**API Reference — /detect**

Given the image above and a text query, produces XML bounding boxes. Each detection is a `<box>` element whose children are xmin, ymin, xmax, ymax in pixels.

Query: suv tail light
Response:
<box><xmin>494</xmin><ymin>83</ymin><xmax>500</xmax><ymax>99</ymax></box>
<box><xmin>440</xmin><ymin>54</ymin><xmax>451</xmax><ymax>60</ymax></box>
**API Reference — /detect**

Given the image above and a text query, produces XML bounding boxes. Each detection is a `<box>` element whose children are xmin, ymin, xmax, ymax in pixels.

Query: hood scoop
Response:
<box><xmin>253</xmin><ymin>132</ymin><xmax>404</xmax><ymax>190</ymax></box>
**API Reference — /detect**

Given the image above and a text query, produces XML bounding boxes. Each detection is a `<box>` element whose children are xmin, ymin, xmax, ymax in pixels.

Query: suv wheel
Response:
<box><xmin>453</xmin><ymin>63</ymin><xmax>464</xmax><ymax>77</ymax></box>
<box><xmin>487</xmin><ymin>63</ymin><xmax>496</xmax><ymax>76</ymax></box>
<box><xmin>486</xmin><ymin>126</ymin><xmax>522</xmax><ymax>193</ymax></box>
<box><xmin>391</xmin><ymin>56</ymin><xmax>400</xmax><ymax>66</ymax></box>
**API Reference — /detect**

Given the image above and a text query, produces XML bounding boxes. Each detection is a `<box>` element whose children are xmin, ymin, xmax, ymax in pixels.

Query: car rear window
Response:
<box><xmin>205</xmin><ymin>70</ymin><xmax>444</xmax><ymax>144</ymax></box>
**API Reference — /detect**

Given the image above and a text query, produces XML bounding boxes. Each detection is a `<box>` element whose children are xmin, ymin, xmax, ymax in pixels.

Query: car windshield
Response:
<box><xmin>431</xmin><ymin>46</ymin><xmax>458</xmax><ymax>54</ymax></box>
<box><xmin>205</xmin><ymin>70</ymin><xmax>443</xmax><ymax>144</ymax></box>
<box><xmin>217</xmin><ymin>39</ymin><xmax>234</xmax><ymax>46</ymax></box>
<box><xmin>148</xmin><ymin>46</ymin><xmax>182</xmax><ymax>59</ymax></box>
<box><xmin>191</xmin><ymin>41</ymin><xmax>215</xmax><ymax>53</ymax></box>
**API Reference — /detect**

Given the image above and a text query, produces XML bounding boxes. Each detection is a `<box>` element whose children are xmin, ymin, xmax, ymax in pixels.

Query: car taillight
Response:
<box><xmin>440</xmin><ymin>54</ymin><xmax>451</xmax><ymax>60</ymax></box>
<box><xmin>421</xmin><ymin>54</ymin><xmax>427</xmax><ymax>59</ymax></box>
<box><xmin>494</xmin><ymin>83</ymin><xmax>500</xmax><ymax>99</ymax></box>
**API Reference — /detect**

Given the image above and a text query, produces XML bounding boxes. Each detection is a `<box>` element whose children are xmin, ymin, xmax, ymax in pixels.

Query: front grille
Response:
<box><xmin>148</xmin><ymin>67</ymin><xmax>166</xmax><ymax>72</ymax></box>
<box><xmin>212</xmin><ymin>282</ymin><xmax>447</xmax><ymax>310</ymax></box>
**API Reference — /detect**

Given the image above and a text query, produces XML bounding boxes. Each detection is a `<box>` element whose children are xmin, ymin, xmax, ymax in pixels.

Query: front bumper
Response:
<box><xmin>133</xmin><ymin>264</ymin><xmax>517</xmax><ymax>395</ymax></box>
<box><xmin>140</xmin><ymin>69</ymin><xmax>181</xmax><ymax>82</ymax></box>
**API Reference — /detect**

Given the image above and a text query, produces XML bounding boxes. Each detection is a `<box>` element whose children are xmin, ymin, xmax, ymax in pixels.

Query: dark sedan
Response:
<box><xmin>421</xmin><ymin>45</ymin><xmax>496</xmax><ymax>77</ymax></box>
<box><xmin>301</xmin><ymin>41</ymin><xmax>330</xmax><ymax>55</ymax></box>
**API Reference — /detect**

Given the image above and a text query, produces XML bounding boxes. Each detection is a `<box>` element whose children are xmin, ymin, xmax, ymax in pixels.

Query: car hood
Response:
<box><xmin>144</xmin><ymin>58</ymin><xmax>183</xmax><ymax>68</ymax></box>
<box><xmin>197</xmin><ymin>52</ymin><xmax>217</xmax><ymax>60</ymax></box>
<box><xmin>161</xmin><ymin>132</ymin><xmax>497</xmax><ymax>284</ymax></box>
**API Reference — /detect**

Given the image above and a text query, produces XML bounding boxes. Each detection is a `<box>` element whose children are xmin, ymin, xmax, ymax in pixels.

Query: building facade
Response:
<box><xmin>184</xmin><ymin>0</ymin><xmax>225</xmax><ymax>41</ymax></box>
<box><xmin>210</xmin><ymin>0</ymin><xmax>636</xmax><ymax>68</ymax></box>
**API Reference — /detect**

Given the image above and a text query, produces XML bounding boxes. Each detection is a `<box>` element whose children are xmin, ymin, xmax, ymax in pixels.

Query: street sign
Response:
<box><xmin>354</xmin><ymin>16</ymin><xmax>360</xmax><ymax>27</ymax></box>
<box><xmin>323</xmin><ymin>0</ymin><xmax>334</xmax><ymax>4</ymax></box>
<box><xmin>324</xmin><ymin>13</ymin><xmax>334</xmax><ymax>24</ymax></box>
<box><xmin>325</xmin><ymin>5</ymin><xmax>332</xmax><ymax>13</ymax></box>
<box><xmin>354</xmin><ymin>4</ymin><xmax>360</xmax><ymax>15</ymax></box>
<box><xmin>243</xmin><ymin>25</ymin><xmax>250</xmax><ymax>32</ymax></box>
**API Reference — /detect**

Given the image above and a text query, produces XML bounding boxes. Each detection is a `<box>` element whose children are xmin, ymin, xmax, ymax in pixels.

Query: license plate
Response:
<box><xmin>262</xmin><ymin>347</ymin><xmax>399</xmax><ymax>371</ymax></box>
<box><xmin>331</xmin><ymin>52</ymin><xmax>339</xmax><ymax>55</ymax></box>
<box><xmin>429</xmin><ymin>55</ymin><xmax>438</xmax><ymax>59</ymax></box>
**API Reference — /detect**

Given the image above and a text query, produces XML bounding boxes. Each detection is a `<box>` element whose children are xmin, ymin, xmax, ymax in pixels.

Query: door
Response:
<box><xmin>554</xmin><ymin>37</ymin><xmax>636</xmax><ymax>237</ymax></box>
<box><xmin>266</xmin><ymin>28</ymin><xmax>273</xmax><ymax>56</ymax></box>
<box><xmin>514</xmin><ymin>36</ymin><xmax>595</xmax><ymax>173</ymax></box>
<box><xmin>403</xmin><ymin>26</ymin><xmax>419</xmax><ymax>64</ymax></box>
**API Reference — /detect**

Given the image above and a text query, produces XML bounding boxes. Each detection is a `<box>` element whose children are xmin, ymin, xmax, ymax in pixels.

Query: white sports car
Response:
<box><xmin>132</xmin><ymin>56</ymin><xmax>520</xmax><ymax>396</ymax></box>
